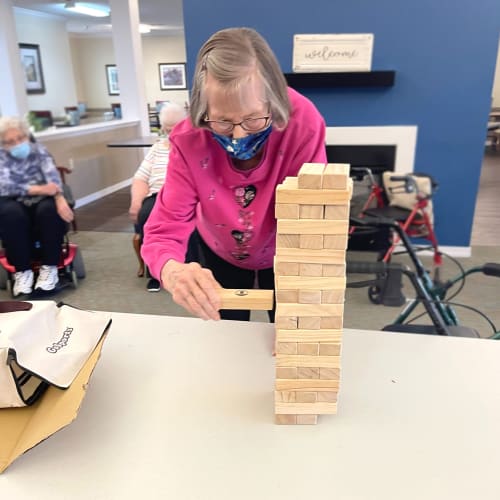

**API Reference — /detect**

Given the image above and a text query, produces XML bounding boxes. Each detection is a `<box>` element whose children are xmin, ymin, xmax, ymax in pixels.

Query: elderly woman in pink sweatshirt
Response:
<box><xmin>142</xmin><ymin>27</ymin><xmax>326</xmax><ymax>322</ymax></box>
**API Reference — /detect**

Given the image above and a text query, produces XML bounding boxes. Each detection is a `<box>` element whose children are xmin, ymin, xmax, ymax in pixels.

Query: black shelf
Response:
<box><xmin>284</xmin><ymin>71</ymin><xmax>395</xmax><ymax>88</ymax></box>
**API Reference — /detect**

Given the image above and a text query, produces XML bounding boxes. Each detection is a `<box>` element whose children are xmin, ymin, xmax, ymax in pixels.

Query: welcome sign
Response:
<box><xmin>293</xmin><ymin>34</ymin><xmax>374</xmax><ymax>73</ymax></box>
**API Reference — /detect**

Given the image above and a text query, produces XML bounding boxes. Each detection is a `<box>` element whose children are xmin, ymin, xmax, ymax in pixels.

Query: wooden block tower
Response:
<box><xmin>274</xmin><ymin>163</ymin><xmax>352</xmax><ymax>425</ymax></box>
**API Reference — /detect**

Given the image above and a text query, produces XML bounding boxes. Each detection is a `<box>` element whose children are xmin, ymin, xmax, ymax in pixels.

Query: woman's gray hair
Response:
<box><xmin>0</xmin><ymin>116</ymin><xmax>30</xmax><ymax>143</ymax></box>
<box><xmin>159</xmin><ymin>101</ymin><xmax>187</xmax><ymax>129</ymax></box>
<box><xmin>190</xmin><ymin>27</ymin><xmax>290</xmax><ymax>130</ymax></box>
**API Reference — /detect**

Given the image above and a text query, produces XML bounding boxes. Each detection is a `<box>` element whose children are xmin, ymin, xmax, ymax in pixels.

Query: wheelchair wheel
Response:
<box><xmin>0</xmin><ymin>265</ymin><xmax>8</xmax><ymax>290</ymax></box>
<box><xmin>71</xmin><ymin>270</ymin><xmax>78</xmax><ymax>288</ymax></box>
<box><xmin>72</xmin><ymin>248</ymin><xmax>86</xmax><ymax>279</ymax></box>
<box><xmin>368</xmin><ymin>284</ymin><xmax>383</xmax><ymax>304</ymax></box>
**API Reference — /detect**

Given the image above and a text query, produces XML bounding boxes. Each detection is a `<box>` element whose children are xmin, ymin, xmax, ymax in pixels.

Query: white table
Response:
<box><xmin>1</xmin><ymin>312</ymin><xmax>500</xmax><ymax>499</ymax></box>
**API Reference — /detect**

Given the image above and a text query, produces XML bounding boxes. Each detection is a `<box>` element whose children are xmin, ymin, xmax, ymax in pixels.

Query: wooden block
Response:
<box><xmin>275</xmin><ymin>391</ymin><xmax>296</xmax><ymax>403</ymax></box>
<box><xmin>317</xmin><ymin>391</ymin><xmax>338</xmax><ymax>403</ymax></box>
<box><xmin>321</xmin><ymin>316</ymin><xmax>343</xmax><ymax>329</ymax></box>
<box><xmin>319</xmin><ymin>367</ymin><xmax>340</xmax><ymax>379</ymax></box>
<box><xmin>274</xmin><ymin>261</ymin><xmax>299</xmax><ymax>276</ymax></box>
<box><xmin>275</xmin><ymin>315</ymin><xmax>298</xmax><ymax>330</ymax></box>
<box><xmin>218</xmin><ymin>288</ymin><xmax>273</xmax><ymax>310</ymax></box>
<box><xmin>296</xmin><ymin>414</ymin><xmax>318</xmax><ymax>424</ymax></box>
<box><xmin>297</xmin><ymin>342</ymin><xmax>319</xmax><ymax>355</ymax></box>
<box><xmin>276</xmin><ymin>179</ymin><xmax>352</xmax><ymax>205</ymax></box>
<box><xmin>296</xmin><ymin>392</ymin><xmax>317</xmax><ymax>403</ymax></box>
<box><xmin>322</xmin><ymin>163</ymin><xmax>350</xmax><ymax>190</ymax></box>
<box><xmin>299</xmin><ymin>263</ymin><xmax>323</xmax><ymax>276</ymax></box>
<box><xmin>276</xmin><ymin>355</ymin><xmax>340</xmax><ymax>368</ymax></box>
<box><xmin>278</xmin><ymin>219</ymin><xmax>349</xmax><ymax>235</ymax></box>
<box><xmin>297</xmin><ymin>367</ymin><xmax>320</xmax><ymax>379</ymax></box>
<box><xmin>277</xmin><ymin>303</ymin><xmax>344</xmax><ymax>317</ymax></box>
<box><xmin>321</xmin><ymin>289</ymin><xmax>345</xmax><ymax>304</ymax></box>
<box><xmin>276</xmin><ymin>367</ymin><xmax>298</xmax><ymax>379</ymax></box>
<box><xmin>277</xmin><ymin>275</ymin><xmax>346</xmax><ymax>290</ymax></box>
<box><xmin>276</xmin><ymin>379</ymin><xmax>340</xmax><ymax>391</ymax></box>
<box><xmin>324</xmin><ymin>204</ymin><xmax>350</xmax><ymax>220</ymax></box>
<box><xmin>319</xmin><ymin>343</ymin><xmax>341</xmax><ymax>356</ymax></box>
<box><xmin>275</xmin><ymin>247</ymin><xmax>345</xmax><ymax>265</ymax></box>
<box><xmin>275</xmin><ymin>402</ymin><xmax>337</xmax><ymax>415</ymax></box>
<box><xmin>276</xmin><ymin>342</ymin><xmax>298</xmax><ymax>355</ymax></box>
<box><xmin>299</xmin><ymin>234</ymin><xmax>324</xmax><ymax>250</ymax></box>
<box><xmin>276</xmin><ymin>289</ymin><xmax>299</xmax><ymax>303</ymax></box>
<box><xmin>299</xmin><ymin>204</ymin><xmax>324</xmax><ymax>219</ymax></box>
<box><xmin>276</xmin><ymin>234</ymin><xmax>300</xmax><ymax>248</ymax></box>
<box><xmin>298</xmin><ymin>290</ymin><xmax>322</xmax><ymax>304</ymax></box>
<box><xmin>322</xmin><ymin>263</ymin><xmax>346</xmax><ymax>277</ymax></box>
<box><xmin>275</xmin><ymin>203</ymin><xmax>299</xmax><ymax>219</ymax></box>
<box><xmin>297</xmin><ymin>163</ymin><xmax>325</xmax><ymax>189</ymax></box>
<box><xmin>323</xmin><ymin>234</ymin><xmax>348</xmax><ymax>250</ymax></box>
<box><xmin>275</xmin><ymin>414</ymin><xmax>297</xmax><ymax>424</ymax></box>
<box><xmin>276</xmin><ymin>328</ymin><xmax>342</xmax><ymax>342</ymax></box>
<box><xmin>298</xmin><ymin>316</ymin><xmax>321</xmax><ymax>329</ymax></box>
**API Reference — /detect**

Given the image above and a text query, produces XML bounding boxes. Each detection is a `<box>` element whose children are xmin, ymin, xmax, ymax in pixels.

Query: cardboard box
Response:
<box><xmin>0</xmin><ymin>336</ymin><xmax>106</xmax><ymax>473</ymax></box>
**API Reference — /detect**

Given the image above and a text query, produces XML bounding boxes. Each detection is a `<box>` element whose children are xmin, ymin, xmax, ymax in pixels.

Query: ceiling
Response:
<box><xmin>12</xmin><ymin>0</ymin><xmax>185</xmax><ymax>36</ymax></box>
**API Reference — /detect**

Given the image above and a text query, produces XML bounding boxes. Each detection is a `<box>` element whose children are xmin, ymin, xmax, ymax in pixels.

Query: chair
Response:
<box><xmin>57</xmin><ymin>166</ymin><xmax>78</xmax><ymax>233</ymax></box>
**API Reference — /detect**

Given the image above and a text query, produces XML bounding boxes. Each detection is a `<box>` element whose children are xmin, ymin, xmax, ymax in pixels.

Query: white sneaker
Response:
<box><xmin>35</xmin><ymin>265</ymin><xmax>59</xmax><ymax>291</ymax></box>
<box><xmin>13</xmin><ymin>270</ymin><xmax>34</xmax><ymax>297</ymax></box>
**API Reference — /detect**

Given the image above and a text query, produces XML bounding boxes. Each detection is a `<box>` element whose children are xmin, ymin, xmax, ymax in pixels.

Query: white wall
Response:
<box><xmin>14</xmin><ymin>11</ymin><xmax>77</xmax><ymax>117</ymax></box>
<box><xmin>492</xmin><ymin>37</ymin><xmax>500</xmax><ymax>108</ymax></box>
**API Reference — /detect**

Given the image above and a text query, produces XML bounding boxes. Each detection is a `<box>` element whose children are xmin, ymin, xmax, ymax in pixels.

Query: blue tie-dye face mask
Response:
<box><xmin>211</xmin><ymin>125</ymin><xmax>272</xmax><ymax>160</ymax></box>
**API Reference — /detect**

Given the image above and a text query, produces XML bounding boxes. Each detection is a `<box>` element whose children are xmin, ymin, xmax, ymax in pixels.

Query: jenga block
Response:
<box><xmin>276</xmin><ymin>367</ymin><xmax>298</xmax><ymax>379</ymax></box>
<box><xmin>298</xmin><ymin>290</ymin><xmax>322</xmax><ymax>304</ymax></box>
<box><xmin>298</xmin><ymin>316</ymin><xmax>321</xmax><ymax>330</ymax></box>
<box><xmin>322</xmin><ymin>263</ymin><xmax>346</xmax><ymax>277</ymax></box>
<box><xmin>276</xmin><ymin>234</ymin><xmax>300</xmax><ymax>248</ymax></box>
<box><xmin>275</xmin><ymin>247</ymin><xmax>345</xmax><ymax>264</ymax></box>
<box><xmin>276</xmin><ymin>342</ymin><xmax>298</xmax><ymax>354</ymax></box>
<box><xmin>275</xmin><ymin>414</ymin><xmax>297</xmax><ymax>424</ymax></box>
<box><xmin>275</xmin><ymin>391</ymin><xmax>296</xmax><ymax>403</ymax></box>
<box><xmin>296</xmin><ymin>414</ymin><xmax>318</xmax><ymax>424</ymax></box>
<box><xmin>317</xmin><ymin>391</ymin><xmax>338</xmax><ymax>403</ymax></box>
<box><xmin>276</xmin><ymin>328</ymin><xmax>342</xmax><ymax>342</ymax></box>
<box><xmin>218</xmin><ymin>288</ymin><xmax>274</xmax><ymax>310</ymax></box>
<box><xmin>321</xmin><ymin>289</ymin><xmax>345</xmax><ymax>304</ymax></box>
<box><xmin>297</xmin><ymin>342</ymin><xmax>319</xmax><ymax>355</ymax></box>
<box><xmin>323</xmin><ymin>234</ymin><xmax>348</xmax><ymax>250</ymax></box>
<box><xmin>321</xmin><ymin>316</ymin><xmax>343</xmax><ymax>329</ymax></box>
<box><xmin>299</xmin><ymin>204</ymin><xmax>324</xmax><ymax>219</ymax></box>
<box><xmin>296</xmin><ymin>392</ymin><xmax>317</xmax><ymax>403</ymax></box>
<box><xmin>275</xmin><ymin>402</ymin><xmax>337</xmax><ymax>414</ymax></box>
<box><xmin>276</xmin><ymin>289</ymin><xmax>299</xmax><ymax>303</ymax></box>
<box><xmin>299</xmin><ymin>234</ymin><xmax>324</xmax><ymax>249</ymax></box>
<box><xmin>277</xmin><ymin>275</ymin><xmax>345</xmax><ymax>290</ymax></box>
<box><xmin>299</xmin><ymin>263</ymin><xmax>323</xmax><ymax>276</ymax></box>
<box><xmin>297</xmin><ymin>367</ymin><xmax>320</xmax><ymax>379</ymax></box>
<box><xmin>322</xmin><ymin>163</ymin><xmax>350</xmax><ymax>190</ymax></box>
<box><xmin>275</xmin><ymin>314</ymin><xmax>298</xmax><ymax>330</ymax></box>
<box><xmin>277</xmin><ymin>303</ymin><xmax>343</xmax><ymax>317</ymax></box>
<box><xmin>297</xmin><ymin>163</ymin><xmax>325</xmax><ymax>189</ymax></box>
<box><xmin>275</xmin><ymin>379</ymin><xmax>340</xmax><ymax>391</ymax></box>
<box><xmin>276</xmin><ymin>355</ymin><xmax>340</xmax><ymax>368</ymax></box>
<box><xmin>275</xmin><ymin>203</ymin><xmax>299</xmax><ymax>219</ymax></box>
<box><xmin>324</xmin><ymin>204</ymin><xmax>350</xmax><ymax>220</ymax></box>
<box><xmin>276</xmin><ymin>179</ymin><xmax>352</xmax><ymax>205</ymax></box>
<box><xmin>319</xmin><ymin>343</ymin><xmax>341</xmax><ymax>356</ymax></box>
<box><xmin>319</xmin><ymin>367</ymin><xmax>340</xmax><ymax>379</ymax></box>
<box><xmin>274</xmin><ymin>260</ymin><xmax>299</xmax><ymax>276</ymax></box>
<box><xmin>277</xmin><ymin>219</ymin><xmax>349</xmax><ymax>235</ymax></box>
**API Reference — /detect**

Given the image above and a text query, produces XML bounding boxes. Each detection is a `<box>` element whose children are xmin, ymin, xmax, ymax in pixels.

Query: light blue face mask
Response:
<box><xmin>211</xmin><ymin>125</ymin><xmax>272</xmax><ymax>160</ymax></box>
<box><xmin>9</xmin><ymin>141</ymin><xmax>31</xmax><ymax>160</ymax></box>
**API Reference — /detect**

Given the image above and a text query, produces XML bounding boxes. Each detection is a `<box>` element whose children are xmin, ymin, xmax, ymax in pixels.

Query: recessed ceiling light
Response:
<box><xmin>64</xmin><ymin>1</ymin><xmax>110</xmax><ymax>18</ymax></box>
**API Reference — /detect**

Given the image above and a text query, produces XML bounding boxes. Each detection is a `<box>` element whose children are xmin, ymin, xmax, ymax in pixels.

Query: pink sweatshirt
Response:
<box><xmin>142</xmin><ymin>87</ymin><xmax>326</xmax><ymax>279</ymax></box>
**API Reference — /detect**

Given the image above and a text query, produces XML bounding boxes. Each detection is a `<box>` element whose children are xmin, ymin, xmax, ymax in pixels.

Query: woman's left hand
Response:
<box><xmin>55</xmin><ymin>195</ymin><xmax>74</xmax><ymax>223</ymax></box>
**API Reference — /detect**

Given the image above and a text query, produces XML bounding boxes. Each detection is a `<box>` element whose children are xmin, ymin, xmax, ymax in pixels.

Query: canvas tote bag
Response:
<box><xmin>0</xmin><ymin>300</ymin><xmax>111</xmax><ymax>408</ymax></box>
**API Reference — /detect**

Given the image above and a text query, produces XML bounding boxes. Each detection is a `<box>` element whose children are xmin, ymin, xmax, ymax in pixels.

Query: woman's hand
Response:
<box><xmin>128</xmin><ymin>202</ymin><xmax>141</xmax><ymax>223</ymax></box>
<box><xmin>55</xmin><ymin>195</ymin><xmax>74</xmax><ymax>223</ymax></box>
<box><xmin>161</xmin><ymin>260</ymin><xmax>222</xmax><ymax>321</ymax></box>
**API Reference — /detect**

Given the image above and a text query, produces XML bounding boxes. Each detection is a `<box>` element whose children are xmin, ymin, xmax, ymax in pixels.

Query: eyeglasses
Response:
<box><xmin>203</xmin><ymin>115</ymin><xmax>271</xmax><ymax>135</ymax></box>
<box><xmin>2</xmin><ymin>134</ymin><xmax>27</xmax><ymax>148</ymax></box>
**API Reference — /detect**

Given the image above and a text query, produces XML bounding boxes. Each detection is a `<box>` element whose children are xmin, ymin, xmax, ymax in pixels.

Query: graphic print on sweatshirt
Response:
<box><xmin>231</xmin><ymin>185</ymin><xmax>256</xmax><ymax>261</ymax></box>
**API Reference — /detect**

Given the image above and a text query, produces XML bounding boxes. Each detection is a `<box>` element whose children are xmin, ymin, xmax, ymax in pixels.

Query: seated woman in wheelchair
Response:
<box><xmin>0</xmin><ymin>116</ymin><xmax>74</xmax><ymax>296</ymax></box>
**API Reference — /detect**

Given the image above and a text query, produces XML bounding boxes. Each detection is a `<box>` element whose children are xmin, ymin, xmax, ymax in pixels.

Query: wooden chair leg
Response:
<box><xmin>133</xmin><ymin>233</ymin><xmax>145</xmax><ymax>277</ymax></box>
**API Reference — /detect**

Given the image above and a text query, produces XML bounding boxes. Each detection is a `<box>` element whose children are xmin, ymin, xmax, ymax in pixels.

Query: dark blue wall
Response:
<box><xmin>182</xmin><ymin>0</ymin><xmax>500</xmax><ymax>247</ymax></box>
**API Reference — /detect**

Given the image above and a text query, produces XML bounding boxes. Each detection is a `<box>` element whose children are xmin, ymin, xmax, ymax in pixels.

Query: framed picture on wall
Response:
<box><xmin>158</xmin><ymin>63</ymin><xmax>187</xmax><ymax>90</ymax></box>
<box><xmin>19</xmin><ymin>43</ymin><xmax>45</xmax><ymax>94</ymax></box>
<box><xmin>106</xmin><ymin>64</ymin><xmax>120</xmax><ymax>95</ymax></box>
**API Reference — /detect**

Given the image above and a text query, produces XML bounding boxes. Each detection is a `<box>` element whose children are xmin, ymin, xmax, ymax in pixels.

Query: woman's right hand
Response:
<box><xmin>161</xmin><ymin>260</ymin><xmax>222</xmax><ymax>321</ymax></box>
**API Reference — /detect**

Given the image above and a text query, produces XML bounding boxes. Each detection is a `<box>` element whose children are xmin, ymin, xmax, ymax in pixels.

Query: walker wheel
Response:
<box><xmin>368</xmin><ymin>285</ymin><xmax>383</xmax><ymax>304</ymax></box>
